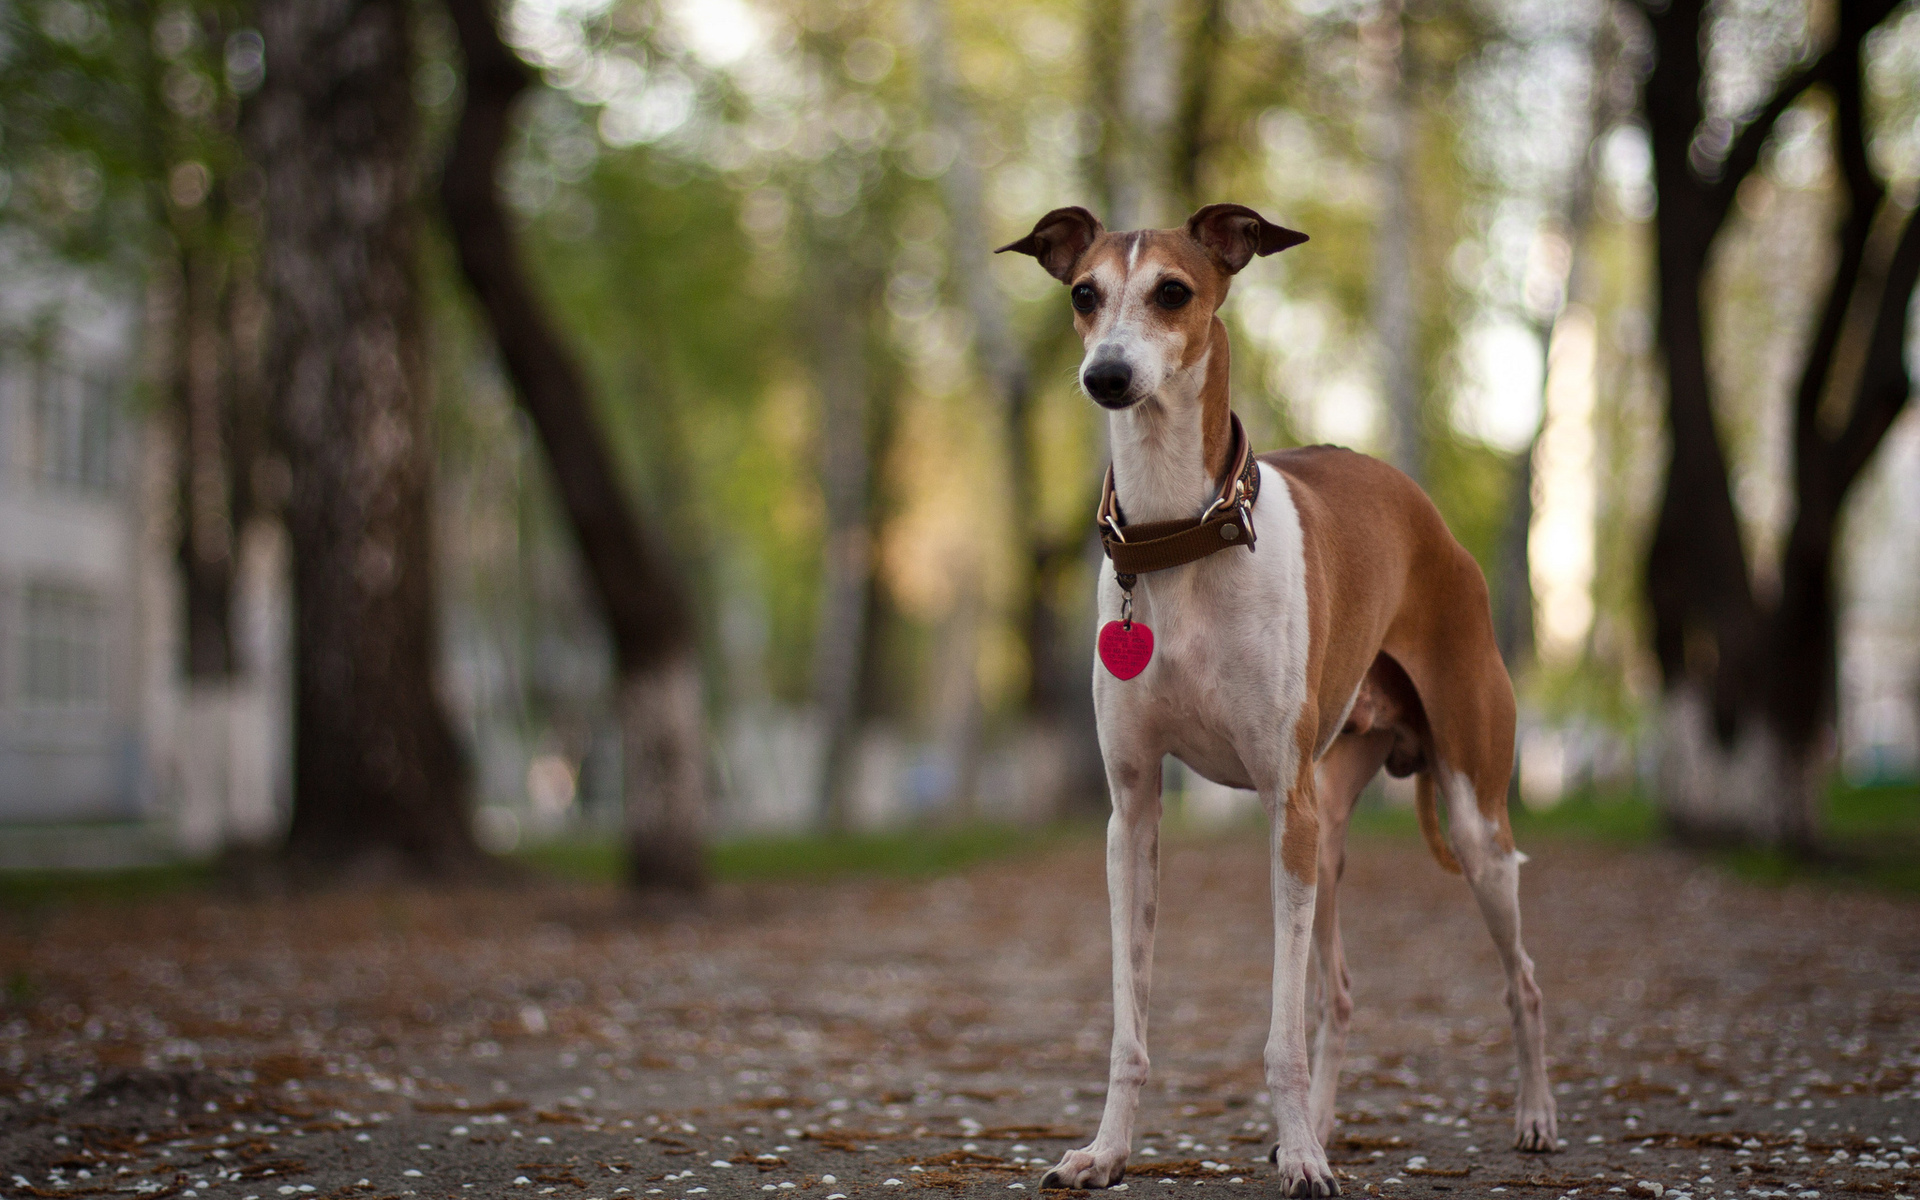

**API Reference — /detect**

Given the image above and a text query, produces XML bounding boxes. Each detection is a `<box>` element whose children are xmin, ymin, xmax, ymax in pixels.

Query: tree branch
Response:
<box><xmin>439</xmin><ymin>0</ymin><xmax>693</xmax><ymax>672</ymax></box>
<box><xmin>1699</xmin><ymin>49</ymin><xmax>1839</xmax><ymax>243</ymax></box>
<box><xmin>1698</xmin><ymin>0</ymin><xmax>1903</xmax><ymax>246</ymax></box>
<box><xmin>1835</xmin><ymin>200</ymin><xmax>1920</xmax><ymax>492</ymax></box>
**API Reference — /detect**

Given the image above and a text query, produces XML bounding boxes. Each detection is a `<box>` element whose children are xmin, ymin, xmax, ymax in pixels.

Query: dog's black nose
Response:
<box><xmin>1083</xmin><ymin>359</ymin><xmax>1133</xmax><ymax>406</ymax></box>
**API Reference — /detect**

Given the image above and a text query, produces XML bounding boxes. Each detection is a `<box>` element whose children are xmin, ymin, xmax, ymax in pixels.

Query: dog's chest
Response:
<box><xmin>1095</xmin><ymin>465</ymin><xmax>1315</xmax><ymax>788</ymax></box>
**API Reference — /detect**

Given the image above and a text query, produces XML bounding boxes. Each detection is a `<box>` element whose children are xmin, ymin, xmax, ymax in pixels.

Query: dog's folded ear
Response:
<box><xmin>995</xmin><ymin>206</ymin><xmax>1105</xmax><ymax>282</ymax></box>
<box><xmin>1184</xmin><ymin>203</ymin><xmax>1308</xmax><ymax>274</ymax></box>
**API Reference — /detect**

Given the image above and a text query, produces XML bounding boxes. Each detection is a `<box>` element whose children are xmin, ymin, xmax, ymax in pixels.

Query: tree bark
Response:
<box><xmin>439</xmin><ymin>0</ymin><xmax>708</xmax><ymax>889</ymax></box>
<box><xmin>251</xmin><ymin>0</ymin><xmax>477</xmax><ymax>873</ymax></box>
<box><xmin>1496</xmin><ymin>9</ymin><xmax>1624</xmax><ymax>670</ymax></box>
<box><xmin>1634</xmin><ymin>0</ymin><xmax>1917</xmax><ymax>849</ymax></box>
<box><xmin>174</xmin><ymin>237</ymin><xmax>239</xmax><ymax>679</ymax></box>
<box><xmin>913</xmin><ymin>0</ymin><xmax>1105</xmax><ymax>820</ymax></box>
<box><xmin>1115</xmin><ymin>0</ymin><xmax>1179</xmax><ymax>229</ymax></box>
<box><xmin>807</xmin><ymin>254</ymin><xmax>873</xmax><ymax>833</ymax></box>
<box><xmin>1170</xmin><ymin>0</ymin><xmax>1224</xmax><ymax>214</ymax></box>
<box><xmin>1365</xmin><ymin>1</ymin><xmax>1423</xmax><ymax>488</ymax></box>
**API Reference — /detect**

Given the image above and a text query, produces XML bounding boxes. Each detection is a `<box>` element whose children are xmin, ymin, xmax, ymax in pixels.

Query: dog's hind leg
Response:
<box><xmin>1437</xmin><ymin>768</ymin><xmax>1558</xmax><ymax>1152</ymax></box>
<box><xmin>1307</xmin><ymin>731</ymin><xmax>1393</xmax><ymax>1146</ymax></box>
<box><xmin>1043</xmin><ymin>756</ymin><xmax>1163</xmax><ymax>1190</ymax></box>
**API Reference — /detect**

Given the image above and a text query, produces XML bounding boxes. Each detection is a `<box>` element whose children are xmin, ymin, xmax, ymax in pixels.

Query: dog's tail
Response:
<box><xmin>1415</xmin><ymin>772</ymin><xmax>1463</xmax><ymax>875</ymax></box>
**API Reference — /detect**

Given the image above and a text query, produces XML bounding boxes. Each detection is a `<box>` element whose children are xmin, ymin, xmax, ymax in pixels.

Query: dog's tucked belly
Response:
<box><xmin>1168</xmin><ymin>739</ymin><xmax>1257</xmax><ymax>791</ymax></box>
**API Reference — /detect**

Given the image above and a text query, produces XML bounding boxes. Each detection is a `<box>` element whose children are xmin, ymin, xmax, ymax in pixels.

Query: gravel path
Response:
<box><xmin>4</xmin><ymin>831</ymin><xmax>1917</xmax><ymax>1200</ymax></box>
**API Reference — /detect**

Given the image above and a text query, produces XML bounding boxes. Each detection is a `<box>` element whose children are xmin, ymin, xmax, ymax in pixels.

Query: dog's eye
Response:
<box><xmin>1071</xmin><ymin>283</ymin><xmax>1097</xmax><ymax>313</ymax></box>
<box><xmin>1156</xmin><ymin>280</ymin><xmax>1193</xmax><ymax>309</ymax></box>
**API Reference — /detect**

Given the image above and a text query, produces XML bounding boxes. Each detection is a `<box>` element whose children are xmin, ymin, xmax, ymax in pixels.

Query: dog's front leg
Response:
<box><xmin>1263</xmin><ymin>770</ymin><xmax>1341</xmax><ymax>1198</ymax></box>
<box><xmin>1042</xmin><ymin>758</ymin><xmax>1162</xmax><ymax>1191</ymax></box>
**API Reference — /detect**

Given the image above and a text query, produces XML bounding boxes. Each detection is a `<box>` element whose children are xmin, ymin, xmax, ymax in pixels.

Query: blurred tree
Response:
<box><xmin>1493</xmin><ymin>6</ymin><xmax>1627</xmax><ymax>670</ymax></box>
<box><xmin>1366</xmin><ymin>0</ymin><xmax>1425</xmax><ymax>488</ymax></box>
<box><xmin>161</xmin><ymin>6</ymin><xmax>269</xmax><ymax>684</ymax></box>
<box><xmin>807</xmin><ymin>235</ymin><xmax>880</xmax><ymax>831</ymax></box>
<box><xmin>440</xmin><ymin>0</ymin><xmax>708</xmax><ymax>890</ymax></box>
<box><xmin>0</xmin><ymin>0</ymin><xmax>267</xmax><ymax>683</ymax></box>
<box><xmin>250</xmin><ymin>0</ymin><xmax>477</xmax><ymax>872</ymax></box>
<box><xmin>910</xmin><ymin>0</ymin><xmax>1101</xmax><ymax>816</ymax></box>
<box><xmin>1634</xmin><ymin>0</ymin><xmax>1920</xmax><ymax>848</ymax></box>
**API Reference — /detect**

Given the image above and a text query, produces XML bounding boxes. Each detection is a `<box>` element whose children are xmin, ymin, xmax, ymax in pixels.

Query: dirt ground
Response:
<box><xmin>3</xmin><ymin>831</ymin><xmax>1918</xmax><ymax>1200</ymax></box>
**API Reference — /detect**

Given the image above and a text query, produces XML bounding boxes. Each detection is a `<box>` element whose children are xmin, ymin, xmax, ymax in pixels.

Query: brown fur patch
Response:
<box><xmin>1282</xmin><ymin>710</ymin><xmax>1322</xmax><ymax>883</ymax></box>
<box><xmin>1272</xmin><ymin>445</ymin><xmax>1517</xmax><ymax>864</ymax></box>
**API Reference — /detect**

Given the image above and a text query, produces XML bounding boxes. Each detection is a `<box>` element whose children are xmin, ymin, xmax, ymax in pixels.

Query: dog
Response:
<box><xmin>997</xmin><ymin>204</ymin><xmax>1557</xmax><ymax>1198</ymax></box>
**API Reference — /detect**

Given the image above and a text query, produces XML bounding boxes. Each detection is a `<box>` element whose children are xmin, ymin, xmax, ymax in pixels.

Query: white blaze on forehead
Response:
<box><xmin>1075</xmin><ymin>237</ymin><xmax>1207</xmax><ymax>411</ymax></box>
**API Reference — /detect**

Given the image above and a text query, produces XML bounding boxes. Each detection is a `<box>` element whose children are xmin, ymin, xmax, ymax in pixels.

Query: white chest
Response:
<box><xmin>1092</xmin><ymin>464</ymin><xmax>1314</xmax><ymax>792</ymax></box>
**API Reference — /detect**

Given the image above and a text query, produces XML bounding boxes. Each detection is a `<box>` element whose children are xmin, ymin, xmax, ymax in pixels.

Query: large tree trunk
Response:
<box><xmin>173</xmin><ymin>239</ymin><xmax>239</xmax><ymax>680</ymax></box>
<box><xmin>439</xmin><ymin>0</ymin><xmax>708</xmax><ymax>889</ymax></box>
<box><xmin>1635</xmin><ymin>0</ymin><xmax>1919</xmax><ymax>849</ymax></box>
<box><xmin>251</xmin><ymin>0</ymin><xmax>476</xmax><ymax>872</ymax></box>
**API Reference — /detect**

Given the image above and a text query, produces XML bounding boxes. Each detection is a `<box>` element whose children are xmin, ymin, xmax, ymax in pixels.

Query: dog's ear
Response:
<box><xmin>1184</xmin><ymin>203</ymin><xmax>1308</xmax><ymax>274</ymax></box>
<box><xmin>995</xmin><ymin>206</ymin><xmax>1105</xmax><ymax>282</ymax></box>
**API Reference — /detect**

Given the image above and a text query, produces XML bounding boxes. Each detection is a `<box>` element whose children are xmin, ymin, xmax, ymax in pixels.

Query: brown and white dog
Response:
<box><xmin>998</xmin><ymin>204</ymin><xmax>1556</xmax><ymax>1198</ymax></box>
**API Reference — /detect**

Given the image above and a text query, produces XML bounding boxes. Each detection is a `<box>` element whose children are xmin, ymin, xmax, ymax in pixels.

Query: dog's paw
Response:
<box><xmin>1512</xmin><ymin>1103</ymin><xmax>1558</xmax><ymax>1153</ymax></box>
<box><xmin>1268</xmin><ymin>1142</ymin><xmax>1341</xmax><ymax>1197</ymax></box>
<box><xmin>1041</xmin><ymin>1146</ymin><xmax>1126</xmax><ymax>1190</ymax></box>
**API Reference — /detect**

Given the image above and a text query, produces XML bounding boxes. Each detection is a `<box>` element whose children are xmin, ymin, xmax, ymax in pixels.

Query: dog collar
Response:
<box><xmin>1097</xmin><ymin>411</ymin><xmax>1261</xmax><ymax>591</ymax></box>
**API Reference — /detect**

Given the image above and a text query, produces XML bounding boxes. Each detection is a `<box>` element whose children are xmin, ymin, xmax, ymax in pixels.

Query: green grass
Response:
<box><xmin>1509</xmin><ymin>790</ymin><xmax>1663</xmax><ymax>842</ymax></box>
<box><xmin>1338</xmin><ymin>786</ymin><xmax>1661</xmax><ymax>846</ymax></box>
<box><xmin>0</xmin><ymin>860</ymin><xmax>223</xmax><ymax>912</ymax></box>
<box><xmin>1336</xmin><ymin>780</ymin><xmax>1920</xmax><ymax>894</ymax></box>
<box><xmin>516</xmin><ymin>820</ymin><xmax>1099</xmax><ymax>886</ymax></box>
<box><xmin>1719</xmin><ymin>781</ymin><xmax>1920</xmax><ymax>894</ymax></box>
<box><xmin>5</xmin><ymin>782</ymin><xmax>1914</xmax><ymax>907</ymax></box>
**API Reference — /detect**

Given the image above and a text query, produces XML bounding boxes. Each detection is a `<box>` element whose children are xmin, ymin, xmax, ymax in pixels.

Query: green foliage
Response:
<box><xmin>0</xmin><ymin>0</ymin><xmax>256</xmax><ymax>262</ymax></box>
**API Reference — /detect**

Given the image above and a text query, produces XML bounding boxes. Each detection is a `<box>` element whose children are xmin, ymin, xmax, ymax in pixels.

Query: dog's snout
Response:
<box><xmin>1083</xmin><ymin>359</ymin><xmax>1134</xmax><ymax>407</ymax></box>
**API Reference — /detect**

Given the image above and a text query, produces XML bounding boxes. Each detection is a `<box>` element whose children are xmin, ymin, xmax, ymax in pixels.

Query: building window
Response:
<box><xmin>31</xmin><ymin>365</ymin><xmax>119</xmax><ymax>494</ymax></box>
<box><xmin>20</xmin><ymin>585</ymin><xmax>107</xmax><ymax>707</ymax></box>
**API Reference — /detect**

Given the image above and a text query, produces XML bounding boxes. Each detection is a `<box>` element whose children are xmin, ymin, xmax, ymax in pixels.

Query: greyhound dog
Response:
<box><xmin>997</xmin><ymin>204</ymin><xmax>1556</xmax><ymax>1198</ymax></box>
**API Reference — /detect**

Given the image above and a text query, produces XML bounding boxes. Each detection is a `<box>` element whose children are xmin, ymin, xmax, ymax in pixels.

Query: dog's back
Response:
<box><xmin>1265</xmin><ymin>444</ymin><xmax>1519</xmax><ymax>864</ymax></box>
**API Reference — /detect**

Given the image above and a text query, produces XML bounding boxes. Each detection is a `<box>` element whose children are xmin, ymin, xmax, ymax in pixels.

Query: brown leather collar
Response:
<box><xmin>1098</xmin><ymin>412</ymin><xmax>1261</xmax><ymax>588</ymax></box>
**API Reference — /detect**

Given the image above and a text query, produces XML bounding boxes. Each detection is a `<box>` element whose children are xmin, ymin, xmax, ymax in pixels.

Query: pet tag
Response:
<box><xmin>1098</xmin><ymin>620</ymin><xmax>1155</xmax><ymax>681</ymax></box>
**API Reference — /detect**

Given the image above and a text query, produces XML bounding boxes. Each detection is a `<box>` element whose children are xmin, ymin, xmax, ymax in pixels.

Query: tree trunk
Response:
<box><xmin>1364</xmin><ymin>1</ymin><xmax>1423</xmax><ymax>488</ymax></box>
<box><xmin>913</xmin><ymin>0</ymin><xmax>1105</xmax><ymax>820</ymax></box>
<box><xmin>251</xmin><ymin>0</ymin><xmax>477</xmax><ymax>873</ymax></box>
<box><xmin>1115</xmin><ymin>0</ymin><xmax>1178</xmax><ymax>229</ymax></box>
<box><xmin>1170</xmin><ymin>0</ymin><xmax>1224</xmax><ymax>215</ymax></box>
<box><xmin>807</xmin><ymin>255</ymin><xmax>873</xmax><ymax>832</ymax></box>
<box><xmin>439</xmin><ymin>0</ymin><xmax>708</xmax><ymax>889</ymax></box>
<box><xmin>174</xmin><ymin>239</ymin><xmax>238</xmax><ymax>680</ymax></box>
<box><xmin>1635</xmin><ymin>0</ymin><xmax>1918</xmax><ymax>849</ymax></box>
<box><xmin>1496</xmin><ymin>8</ymin><xmax>1624</xmax><ymax>670</ymax></box>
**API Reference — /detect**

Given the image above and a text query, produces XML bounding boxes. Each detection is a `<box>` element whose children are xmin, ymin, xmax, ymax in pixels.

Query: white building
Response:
<box><xmin>0</xmin><ymin>235</ymin><xmax>289</xmax><ymax>868</ymax></box>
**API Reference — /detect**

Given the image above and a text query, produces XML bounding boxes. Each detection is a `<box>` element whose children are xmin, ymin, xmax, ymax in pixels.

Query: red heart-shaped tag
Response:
<box><xmin>1098</xmin><ymin>620</ymin><xmax>1155</xmax><ymax>681</ymax></box>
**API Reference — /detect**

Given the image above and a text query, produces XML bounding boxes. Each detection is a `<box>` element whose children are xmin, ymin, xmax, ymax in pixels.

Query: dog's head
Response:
<box><xmin>997</xmin><ymin>204</ymin><xmax>1306</xmax><ymax>410</ymax></box>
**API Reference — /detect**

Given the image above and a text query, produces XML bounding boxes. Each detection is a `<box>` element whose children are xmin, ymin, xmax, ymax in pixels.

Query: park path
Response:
<box><xmin>3</xmin><ymin>831</ymin><xmax>1917</xmax><ymax>1200</ymax></box>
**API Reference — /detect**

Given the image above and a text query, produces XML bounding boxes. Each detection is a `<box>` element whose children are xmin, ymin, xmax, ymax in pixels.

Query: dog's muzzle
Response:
<box><xmin>1082</xmin><ymin>358</ymin><xmax>1135</xmax><ymax>408</ymax></box>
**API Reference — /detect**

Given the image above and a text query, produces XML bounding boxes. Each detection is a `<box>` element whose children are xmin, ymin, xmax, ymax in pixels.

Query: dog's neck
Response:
<box><xmin>1107</xmin><ymin>317</ymin><xmax>1235</xmax><ymax>525</ymax></box>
